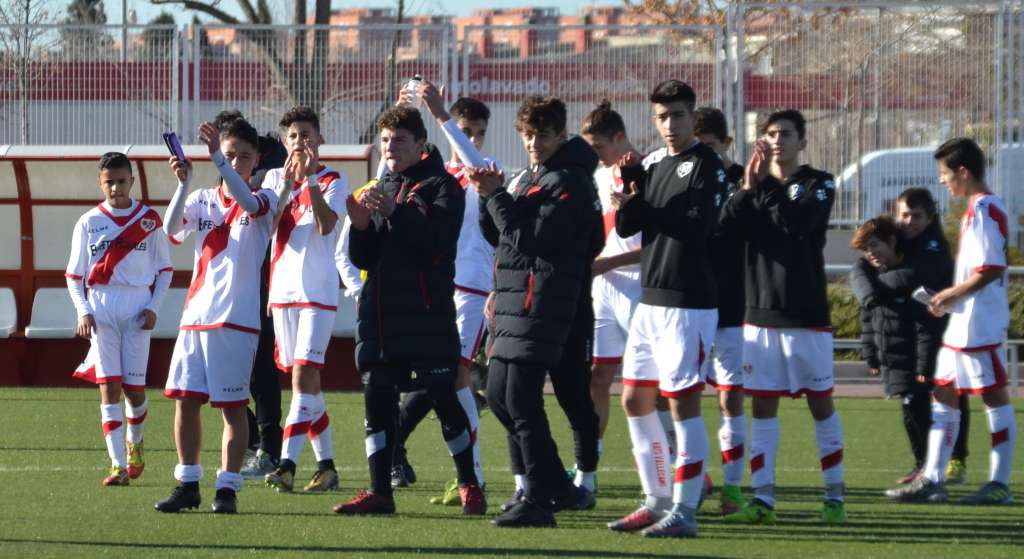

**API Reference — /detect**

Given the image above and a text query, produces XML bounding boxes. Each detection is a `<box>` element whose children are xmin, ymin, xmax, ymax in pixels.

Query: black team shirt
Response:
<box><xmin>711</xmin><ymin>162</ymin><xmax>746</xmax><ymax>328</ymax></box>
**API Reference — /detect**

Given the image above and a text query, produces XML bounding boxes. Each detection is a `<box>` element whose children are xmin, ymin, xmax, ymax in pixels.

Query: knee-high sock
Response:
<box><xmin>308</xmin><ymin>392</ymin><xmax>333</xmax><ymax>463</ymax></box>
<box><xmin>922</xmin><ymin>401</ymin><xmax>961</xmax><ymax>483</ymax></box>
<box><xmin>124</xmin><ymin>397</ymin><xmax>147</xmax><ymax>445</ymax></box>
<box><xmin>456</xmin><ymin>386</ymin><xmax>483</xmax><ymax>486</ymax></box>
<box><xmin>749</xmin><ymin>417</ymin><xmax>779</xmax><ymax>507</ymax></box>
<box><xmin>814</xmin><ymin>412</ymin><xmax>845</xmax><ymax>498</ymax></box>
<box><xmin>986</xmin><ymin>404</ymin><xmax>1016</xmax><ymax>486</ymax></box>
<box><xmin>627</xmin><ymin>412</ymin><xmax>672</xmax><ymax>499</ymax></box>
<box><xmin>672</xmin><ymin>416</ymin><xmax>709</xmax><ymax>510</ymax></box>
<box><xmin>282</xmin><ymin>392</ymin><xmax>316</xmax><ymax>464</ymax></box>
<box><xmin>719</xmin><ymin>414</ymin><xmax>746</xmax><ymax>486</ymax></box>
<box><xmin>658</xmin><ymin>409</ymin><xmax>676</xmax><ymax>456</ymax></box>
<box><xmin>100</xmin><ymin>403</ymin><xmax>126</xmax><ymax>468</ymax></box>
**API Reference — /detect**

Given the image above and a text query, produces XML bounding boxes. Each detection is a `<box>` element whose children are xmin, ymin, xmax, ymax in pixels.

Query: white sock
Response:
<box><xmin>986</xmin><ymin>404</ymin><xmax>1016</xmax><ymax>486</ymax></box>
<box><xmin>627</xmin><ymin>412</ymin><xmax>672</xmax><ymax>499</ymax></box>
<box><xmin>514</xmin><ymin>474</ymin><xmax>527</xmax><ymax>492</ymax></box>
<box><xmin>672</xmin><ymin>416</ymin><xmax>709</xmax><ymax>510</ymax></box>
<box><xmin>215</xmin><ymin>469</ymin><xmax>243</xmax><ymax>492</ymax></box>
<box><xmin>308</xmin><ymin>393</ymin><xmax>333</xmax><ymax>463</ymax></box>
<box><xmin>719</xmin><ymin>414</ymin><xmax>746</xmax><ymax>486</ymax></box>
<box><xmin>124</xmin><ymin>397</ymin><xmax>147</xmax><ymax>445</ymax></box>
<box><xmin>658</xmin><ymin>409</ymin><xmax>676</xmax><ymax>455</ymax></box>
<box><xmin>749</xmin><ymin>417</ymin><xmax>779</xmax><ymax>507</ymax></box>
<box><xmin>922</xmin><ymin>401</ymin><xmax>961</xmax><ymax>483</ymax></box>
<box><xmin>174</xmin><ymin>463</ymin><xmax>203</xmax><ymax>483</ymax></box>
<box><xmin>282</xmin><ymin>392</ymin><xmax>316</xmax><ymax>464</ymax></box>
<box><xmin>814</xmin><ymin>412</ymin><xmax>845</xmax><ymax>491</ymax></box>
<box><xmin>574</xmin><ymin>470</ymin><xmax>596</xmax><ymax>492</ymax></box>
<box><xmin>100</xmin><ymin>403</ymin><xmax>126</xmax><ymax>468</ymax></box>
<box><xmin>456</xmin><ymin>386</ymin><xmax>483</xmax><ymax>486</ymax></box>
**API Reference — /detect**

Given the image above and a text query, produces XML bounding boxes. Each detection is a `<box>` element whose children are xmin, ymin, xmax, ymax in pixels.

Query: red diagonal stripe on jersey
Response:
<box><xmin>283</xmin><ymin>420</ymin><xmax>312</xmax><ymax>440</ymax></box>
<box><xmin>102</xmin><ymin>420</ymin><xmax>122</xmax><ymax>436</ymax></box>
<box><xmin>126</xmin><ymin>410</ymin><xmax>148</xmax><ymax>425</ymax></box>
<box><xmin>721</xmin><ymin>445</ymin><xmax>744</xmax><ymax>464</ymax></box>
<box><xmin>820</xmin><ymin>449</ymin><xmax>843</xmax><ymax>470</ymax></box>
<box><xmin>674</xmin><ymin>461</ymin><xmax>704</xmax><ymax>483</ymax></box>
<box><xmin>750</xmin><ymin>453</ymin><xmax>764</xmax><ymax>474</ymax></box>
<box><xmin>307</xmin><ymin>412</ymin><xmax>330</xmax><ymax>439</ymax></box>
<box><xmin>991</xmin><ymin>428</ymin><xmax>1009</xmax><ymax>447</ymax></box>
<box><xmin>602</xmin><ymin>210</ymin><xmax>616</xmax><ymax>238</ymax></box>
<box><xmin>987</xmin><ymin>198</ymin><xmax>1009</xmax><ymax>240</ymax></box>
<box><xmin>87</xmin><ymin>208</ymin><xmax>162</xmax><ymax>286</ymax></box>
<box><xmin>269</xmin><ymin>184</ymin><xmax>311</xmax><ymax>292</ymax></box>
<box><xmin>185</xmin><ymin>203</ymin><xmax>244</xmax><ymax>307</ymax></box>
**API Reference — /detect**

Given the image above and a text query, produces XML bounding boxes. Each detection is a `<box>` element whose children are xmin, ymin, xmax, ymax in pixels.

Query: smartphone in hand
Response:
<box><xmin>162</xmin><ymin>132</ymin><xmax>187</xmax><ymax>162</ymax></box>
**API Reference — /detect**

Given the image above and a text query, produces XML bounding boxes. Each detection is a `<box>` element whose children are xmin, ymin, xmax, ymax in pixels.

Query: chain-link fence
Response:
<box><xmin>0</xmin><ymin>24</ymin><xmax>179</xmax><ymax>145</ymax></box>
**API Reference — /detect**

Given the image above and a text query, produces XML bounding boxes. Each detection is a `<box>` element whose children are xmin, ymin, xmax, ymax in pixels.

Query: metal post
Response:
<box><xmin>121</xmin><ymin>0</ymin><xmax>127</xmax><ymax>64</ymax></box>
<box><xmin>172</xmin><ymin>26</ymin><xmax>180</xmax><ymax>134</ymax></box>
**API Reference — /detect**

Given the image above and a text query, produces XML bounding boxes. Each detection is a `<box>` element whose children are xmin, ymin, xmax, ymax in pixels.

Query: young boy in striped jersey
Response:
<box><xmin>66</xmin><ymin>152</ymin><xmax>172</xmax><ymax>486</ymax></box>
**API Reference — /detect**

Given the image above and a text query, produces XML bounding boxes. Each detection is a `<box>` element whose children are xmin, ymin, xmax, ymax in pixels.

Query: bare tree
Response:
<box><xmin>0</xmin><ymin>0</ymin><xmax>56</xmax><ymax>143</ymax></box>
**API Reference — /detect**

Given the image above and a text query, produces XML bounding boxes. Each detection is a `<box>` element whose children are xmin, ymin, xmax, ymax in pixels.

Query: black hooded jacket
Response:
<box><xmin>480</xmin><ymin>136</ymin><xmax>601</xmax><ymax>368</ymax></box>
<box><xmin>349</xmin><ymin>146</ymin><xmax>464</xmax><ymax>371</ymax></box>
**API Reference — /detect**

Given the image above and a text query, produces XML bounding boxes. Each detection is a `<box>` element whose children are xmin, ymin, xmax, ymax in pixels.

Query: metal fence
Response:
<box><xmin>1</xmin><ymin>1</ymin><xmax>1022</xmax><ymax>236</ymax></box>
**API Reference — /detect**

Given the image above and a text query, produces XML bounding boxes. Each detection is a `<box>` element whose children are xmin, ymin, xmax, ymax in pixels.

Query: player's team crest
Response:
<box><xmin>139</xmin><ymin>218</ymin><xmax>156</xmax><ymax>232</ymax></box>
<box><xmin>815</xmin><ymin>188</ymin><xmax>828</xmax><ymax>201</ymax></box>
<box><xmin>677</xmin><ymin>161</ymin><xmax>694</xmax><ymax>178</ymax></box>
<box><xmin>788</xmin><ymin>183</ymin><xmax>805</xmax><ymax>200</ymax></box>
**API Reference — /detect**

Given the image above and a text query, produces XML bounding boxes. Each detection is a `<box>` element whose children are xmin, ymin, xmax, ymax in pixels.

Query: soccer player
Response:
<box><xmin>694</xmin><ymin>107</ymin><xmax>747</xmax><ymax>513</ymax></box>
<box><xmin>261</xmin><ymin>106</ymin><xmax>347</xmax><ymax>493</ymax></box>
<box><xmin>66</xmin><ymin>152</ymin><xmax>172</xmax><ymax>486</ymax></box>
<box><xmin>467</xmin><ymin>95</ymin><xmax>600</xmax><ymax>527</ymax></box>
<box><xmin>580</xmin><ymin>101</ymin><xmax>643</xmax><ymax>479</ymax></box>
<box><xmin>720</xmin><ymin>109</ymin><xmax>846</xmax><ymax>525</ymax></box>
<box><xmin>886</xmin><ymin>137</ymin><xmax>1016</xmax><ymax>504</ymax></box>
<box><xmin>893</xmin><ymin>187</ymin><xmax>969</xmax><ymax>484</ymax></box>
<box><xmin>333</xmin><ymin>105</ymin><xmax>484</xmax><ymax>516</ymax></box>
<box><xmin>849</xmin><ymin>216</ymin><xmax>948</xmax><ymax>483</ymax></box>
<box><xmin>606</xmin><ymin>80</ymin><xmax>723</xmax><ymax>538</ymax></box>
<box><xmin>156</xmin><ymin>118</ymin><xmax>279</xmax><ymax>514</ymax></box>
<box><xmin>389</xmin><ymin>82</ymin><xmax>497</xmax><ymax>503</ymax></box>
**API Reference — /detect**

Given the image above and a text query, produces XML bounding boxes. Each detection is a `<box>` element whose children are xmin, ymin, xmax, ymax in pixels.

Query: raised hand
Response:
<box><xmin>347</xmin><ymin>193</ymin><xmax>372</xmax><ymax>230</ymax></box>
<box><xmin>198</xmin><ymin>121</ymin><xmax>221</xmax><ymax>155</ymax></box>
<box><xmin>421</xmin><ymin>80</ymin><xmax>448</xmax><ymax>121</ymax></box>
<box><xmin>362</xmin><ymin>185</ymin><xmax>397</xmax><ymax>217</ymax></box>
<box><xmin>610</xmin><ymin>181</ymin><xmax>637</xmax><ymax>210</ymax></box>
<box><xmin>301</xmin><ymin>137</ymin><xmax>320</xmax><ymax>176</ymax></box>
<box><xmin>169</xmin><ymin>156</ymin><xmax>191</xmax><ymax>184</ymax></box>
<box><xmin>744</xmin><ymin>139</ymin><xmax>770</xmax><ymax>191</ymax></box>
<box><xmin>466</xmin><ymin>162</ymin><xmax>504</xmax><ymax>197</ymax></box>
<box><xmin>617</xmin><ymin>149</ymin><xmax>643</xmax><ymax>169</ymax></box>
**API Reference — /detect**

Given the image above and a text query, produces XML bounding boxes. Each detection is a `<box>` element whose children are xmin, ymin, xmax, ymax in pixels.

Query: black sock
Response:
<box><xmin>279</xmin><ymin>458</ymin><xmax>297</xmax><ymax>475</ymax></box>
<box><xmin>182</xmin><ymin>481</ymin><xmax>199</xmax><ymax>490</ymax></box>
<box><xmin>317</xmin><ymin>459</ymin><xmax>336</xmax><ymax>472</ymax></box>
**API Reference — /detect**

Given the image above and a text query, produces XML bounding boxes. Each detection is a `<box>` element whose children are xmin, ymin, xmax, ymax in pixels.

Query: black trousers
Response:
<box><xmin>246</xmin><ymin>259</ymin><xmax>282</xmax><ymax>458</ymax></box>
<box><xmin>953</xmin><ymin>393</ymin><xmax>970</xmax><ymax>462</ymax></box>
<box><xmin>363</xmin><ymin>362</ymin><xmax>476</xmax><ymax>496</ymax></box>
<box><xmin>901</xmin><ymin>385</ymin><xmax>931</xmax><ymax>468</ymax></box>
<box><xmin>487</xmin><ymin>357</ymin><xmax>571</xmax><ymax>503</ymax></box>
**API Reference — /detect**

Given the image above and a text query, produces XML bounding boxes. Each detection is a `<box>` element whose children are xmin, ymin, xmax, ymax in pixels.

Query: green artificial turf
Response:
<box><xmin>0</xmin><ymin>387</ymin><xmax>1020</xmax><ymax>558</ymax></box>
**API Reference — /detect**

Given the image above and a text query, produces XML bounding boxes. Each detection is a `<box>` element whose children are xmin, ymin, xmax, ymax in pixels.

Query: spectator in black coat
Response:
<box><xmin>850</xmin><ymin>216</ymin><xmax>949</xmax><ymax>483</ymax></box>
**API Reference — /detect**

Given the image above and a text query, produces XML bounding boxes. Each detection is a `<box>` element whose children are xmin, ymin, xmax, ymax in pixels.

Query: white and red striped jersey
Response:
<box><xmin>66</xmin><ymin>200</ymin><xmax>172</xmax><ymax>288</ymax></box>
<box><xmin>266</xmin><ymin>165</ymin><xmax>348</xmax><ymax>310</ymax></box>
<box><xmin>446</xmin><ymin>158</ymin><xmax>500</xmax><ymax>295</ymax></box>
<box><xmin>171</xmin><ymin>185</ymin><xmax>277</xmax><ymax>333</ymax></box>
<box><xmin>943</xmin><ymin>192</ymin><xmax>1010</xmax><ymax>349</ymax></box>
<box><xmin>594</xmin><ymin>163</ymin><xmax>642</xmax><ymax>276</ymax></box>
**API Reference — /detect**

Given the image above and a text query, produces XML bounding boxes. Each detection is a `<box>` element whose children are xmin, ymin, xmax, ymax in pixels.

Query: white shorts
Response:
<box><xmin>622</xmin><ymin>304</ymin><xmax>717</xmax><ymax>397</ymax></box>
<box><xmin>271</xmin><ymin>305</ymin><xmax>335</xmax><ymax>372</ymax></box>
<box><xmin>741</xmin><ymin>325</ymin><xmax>833</xmax><ymax>398</ymax></box>
<box><xmin>591</xmin><ymin>272</ymin><xmax>641</xmax><ymax>363</ymax></box>
<box><xmin>73</xmin><ymin>285</ymin><xmax>153</xmax><ymax>391</ymax></box>
<box><xmin>454</xmin><ymin>287</ymin><xmax>487</xmax><ymax>367</ymax></box>
<box><xmin>934</xmin><ymin>345</ymin><xmax>1008</xmax><ymax>396</ymax></box>
<box><xmin>708</xmin><ymin>326</ymin><xmax>744</xmax><ymax>391</ymax></box>
<box><xmin>165</xmin><ymin>327</ymin><xmax>258</xmax><ymax>407</ymax></box>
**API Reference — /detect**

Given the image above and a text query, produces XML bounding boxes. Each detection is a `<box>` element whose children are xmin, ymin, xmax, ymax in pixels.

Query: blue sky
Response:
<box><xmin>108</xmin><ymin>0</ymin><xmax>624</xmax><ymax>24</ymax></box>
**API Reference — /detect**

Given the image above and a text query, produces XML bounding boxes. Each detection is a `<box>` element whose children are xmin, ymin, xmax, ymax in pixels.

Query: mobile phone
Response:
<box><xmin>162</xmin><ymin>132</ymin><xmax>187</xmax><ymax>162</ymax></box>
<box><xmin>911</xmin><ymin>286</ymin><xmax>935</xmax><ymax>306</ymax></box>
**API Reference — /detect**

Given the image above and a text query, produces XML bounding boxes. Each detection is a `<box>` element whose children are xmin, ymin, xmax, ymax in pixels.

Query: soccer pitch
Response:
<box><xmin>0</xmin><ymin>388</ymin><xmax>1020</xmax><ymax>558</ymax></box>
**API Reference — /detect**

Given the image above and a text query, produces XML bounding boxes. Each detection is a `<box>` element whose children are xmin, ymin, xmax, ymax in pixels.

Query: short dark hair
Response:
<box><xmin>219</xmin><ymin>117</ymin><xmax>260</xmax><ymax>150</ymax></box>
<box><xmin>515</xmin><ymin>96</ymin><xmax>567</xmax><ymax>135</ymax></box>
<box><xmin>693</xmin><ymin>107</ymin><xmax>730</xmax><ymax>142</ymax></box>
<box><xmin>213</xmin><ymin>110</ymin><xmax>245</xmax><ymax>131</ymax></box>
<box><xmin>649</xmin><ymin>80</ymin><xmax>696</xmax><ymax>111</ymax></box>
<box><xmin>581</xmin><ymin>100</ymin><xmax>626</xmax><ymax>139</ymax></box>
<box><xmin>279</xmin><ymin>106</ymin><xmax>320</xmax><ymax>133</ymax></box>
<box><xmin>762</xmin><ymin>109</ymin><xmax>806</xmax><ymax>140</ymax></box>
<box><xmin>851</xmin><ymin>215</ymin><xmax>901</xmax><ymax>251</ymax></box>
<box><xmin>897</xmin><ymin>187</ymin><xmax>938</xmax><ymax>218</ymax></box>
<box><xmin>377</xmin><ymin>105</ymin><xmax>427</xmax><ymax>141</ymax></box>
<box><xmin>933</xmin><ymin>137</ymin><xmax>985</xmax><ymax>181</ymax></box>
<box><xmin>450</xmin><ymin>97</ymin><xmax>490</xmax><ymax>123</ymax></box>
<box><xmin>98</xmin><ymin>151</ymin><xmax>132</xmax><ymax>173</ymax></box>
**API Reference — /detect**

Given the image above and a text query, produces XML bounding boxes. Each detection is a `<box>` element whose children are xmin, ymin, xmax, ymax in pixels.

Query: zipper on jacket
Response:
<box><xmin>418</xmin><ymin>271</ymin><xmax>431</xmax><ymax>308</ymax></box>
<box><xmin>523</xmin><ymin>271</ymin><xmax>535</xmax><ymax>312</ymax></box>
